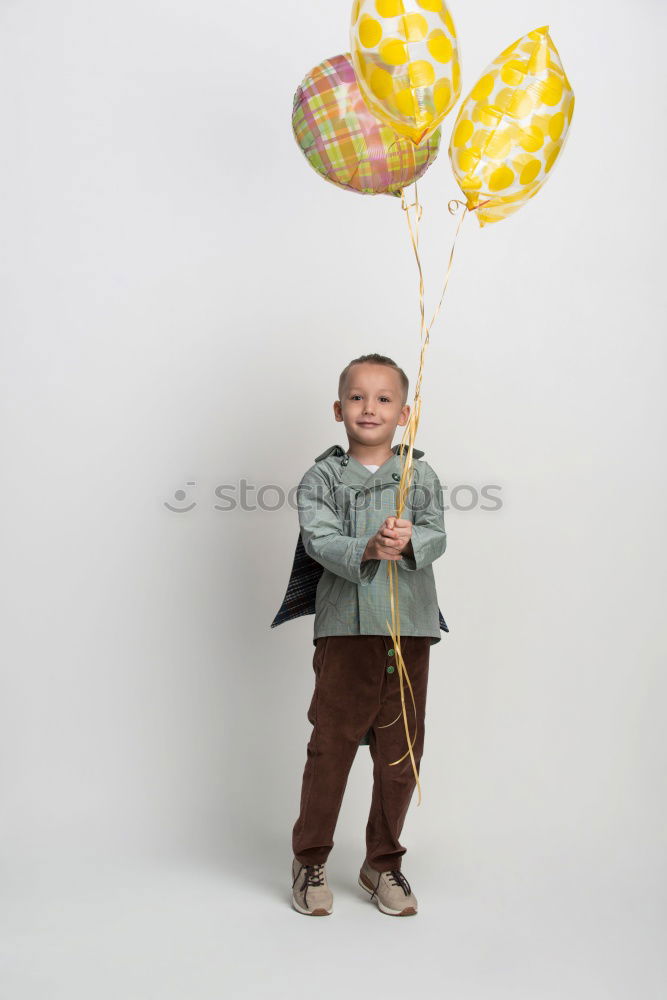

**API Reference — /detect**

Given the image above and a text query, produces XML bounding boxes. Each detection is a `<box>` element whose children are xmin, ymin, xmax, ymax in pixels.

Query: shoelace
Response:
<box><xmin>367</xmin><ymin>868</ymin><xmax>412</xmax><ymax>900</ymax></box>
<box><xmin>387</xmin><ymin>870</ymin><xmax>412</xmax><ymax>895</ymax></box>
<box><xmin>293</xmin><ymin>863</ymin><xmax>326</xmax><ymax>907</ymax></box>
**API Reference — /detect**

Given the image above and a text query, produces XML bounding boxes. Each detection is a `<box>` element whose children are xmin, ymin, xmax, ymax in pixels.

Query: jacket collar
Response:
<box><xmin>313</xmin><ymin>443</ymin><xmax>425</xmax><ymax>490</ymax></box>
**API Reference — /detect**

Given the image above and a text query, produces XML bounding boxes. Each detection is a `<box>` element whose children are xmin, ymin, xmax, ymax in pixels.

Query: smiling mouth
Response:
<box><xmin>358</xmin><ymin>422</ymin><xmax>379</xmax><ymax>426</ymax></box>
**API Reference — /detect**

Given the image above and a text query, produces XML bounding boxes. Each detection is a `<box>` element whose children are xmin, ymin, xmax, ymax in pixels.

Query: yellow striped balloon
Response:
<box><xmin>350</xmin><ymin>0</ymin><xmax>462</xmax><ymax>145</ymax></box>
<box><xmin>449</xmin><ymin>26</ymin><xmax>575</xmax><ymax>227</ymax></box>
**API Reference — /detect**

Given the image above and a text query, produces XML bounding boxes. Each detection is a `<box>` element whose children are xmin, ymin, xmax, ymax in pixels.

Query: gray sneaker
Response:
<box><xmin>291</xmin><ymin>858</ymin><xmax>333</xmax><ymax>915</ymax></box>
<box><xmin>358</xmin><ymin>859</ymin><xmax>418</xmax><ymax>915</ymax></box>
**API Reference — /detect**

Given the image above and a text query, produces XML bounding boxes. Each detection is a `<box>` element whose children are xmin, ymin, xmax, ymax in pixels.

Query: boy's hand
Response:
<box><xmin>362</xmin><ymin>517</ymin><xmax>413</xmax><ymax>562</ymax></box>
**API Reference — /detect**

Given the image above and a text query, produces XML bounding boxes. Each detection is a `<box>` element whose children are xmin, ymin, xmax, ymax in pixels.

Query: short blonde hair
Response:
<box><xmin>338</xmin><ymin>353</ymin><xmax>409</xmax><ymax>406</ymax></box>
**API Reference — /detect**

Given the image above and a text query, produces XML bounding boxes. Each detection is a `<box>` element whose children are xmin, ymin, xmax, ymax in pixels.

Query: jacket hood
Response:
<box><xmin>311</xmin><ymin>443</ymin><xmax>428</xmax><ymax>492</ymax></box>
<box><xmin>314</xmin><ymin>443</ymin><xmax>425</xmax><ymax>462</ymax></box>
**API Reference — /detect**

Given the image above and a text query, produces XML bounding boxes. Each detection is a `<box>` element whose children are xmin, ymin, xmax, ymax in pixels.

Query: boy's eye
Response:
<box><xmin>350</xmin><ymin>395</ymin><xmax>391</xmax><ymax>402</ymax></box>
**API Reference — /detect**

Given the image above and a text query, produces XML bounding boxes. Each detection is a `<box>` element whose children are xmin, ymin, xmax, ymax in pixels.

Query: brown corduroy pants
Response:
<box><xmin>292</xmin><ymin>634</ymin><xmax>431</xmax><ymax>873</ymax></box>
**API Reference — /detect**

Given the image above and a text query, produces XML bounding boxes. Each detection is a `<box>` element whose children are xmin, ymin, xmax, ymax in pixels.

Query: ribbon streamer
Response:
<box><xmin>382</xmin><ymin>185</ymin><xmax>491</xmax><ymax>804</ymax></box>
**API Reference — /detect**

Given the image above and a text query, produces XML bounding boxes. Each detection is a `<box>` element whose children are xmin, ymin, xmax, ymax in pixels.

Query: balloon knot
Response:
<box><xmin>401</xmin><ymin>192</ymin><xmax>423</xmax><ymax>221</ymax></box>
<box><xmin>447</xmin><ymin>198</ymin><xmax>467</xmax><ymax>215</ymax></box>
<box><xmin>449</xmin><ymin>197</ymin><xmax>492</xmax><ymax>215</ymax></box>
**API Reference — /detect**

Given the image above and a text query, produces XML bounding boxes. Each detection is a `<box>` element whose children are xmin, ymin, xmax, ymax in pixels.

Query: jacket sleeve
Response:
<box><xmin>398</xmin><ymin>462</ymin><xmax>447</xmax><ymax>572</ymax></box>
<box><xmin>297</xmin><ymin>469</ymin><xmax>382</xmax><ymax>585</ymax></box>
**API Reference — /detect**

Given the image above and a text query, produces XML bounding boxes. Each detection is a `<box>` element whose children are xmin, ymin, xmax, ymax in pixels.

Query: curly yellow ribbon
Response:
<box><xmin>381</xmin><ymin>185</ymin><xmax>491</xmax><ymax>804</ymax></box>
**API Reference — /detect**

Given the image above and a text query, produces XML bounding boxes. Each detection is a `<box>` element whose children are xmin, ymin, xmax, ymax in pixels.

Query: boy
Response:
<box><xmin>277</xmin><ymin>353</ymin><xmax>448</xmax><ymax>916</ymax></box>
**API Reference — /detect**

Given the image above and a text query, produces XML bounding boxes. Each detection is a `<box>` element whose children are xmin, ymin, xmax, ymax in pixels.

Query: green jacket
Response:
<box><xmin>297</xmin><ymin>443</ymin><xmax>448</xmax><ymax>645</ymax></box>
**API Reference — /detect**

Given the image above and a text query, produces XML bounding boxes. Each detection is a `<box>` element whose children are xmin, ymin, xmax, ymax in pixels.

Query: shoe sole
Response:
<box><xmin>358</xmin><ymin>872</ymin><xmax>417</xmax><ymax>916</ymax></box>
<box><xmin>291</xmin><ymin>864</ymin><xmax>332</xmax><ymax>915</ymax></box>
<box><xmin>291</xmin><ymin>895</ymin><xmax>332</xmax><ymax>916</ymax></box>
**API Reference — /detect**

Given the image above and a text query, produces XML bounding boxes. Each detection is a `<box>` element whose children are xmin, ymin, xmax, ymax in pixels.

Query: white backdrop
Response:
<box><xmin>1</xmin><ymin>1</ymin><xmax>665</xmax><ymax>997</ymax></box>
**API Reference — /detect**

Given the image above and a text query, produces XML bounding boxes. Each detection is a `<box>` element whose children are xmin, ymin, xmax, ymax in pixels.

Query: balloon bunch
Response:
<box><xmin>293</xmin><ymin>9</ymin><xmax>573</xmax><ymax>216</ymax></box>
<box><xmin>291</xmin><ymin>5</ymin><xmax>575</xmax><ymax>802</ymax></box>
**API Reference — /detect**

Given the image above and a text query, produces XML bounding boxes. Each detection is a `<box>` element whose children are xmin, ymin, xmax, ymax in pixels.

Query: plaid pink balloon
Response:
<box><xmin>292</xmin><ymin>53</ymin><xmax>441</xmax><ymax>196</ymax></box>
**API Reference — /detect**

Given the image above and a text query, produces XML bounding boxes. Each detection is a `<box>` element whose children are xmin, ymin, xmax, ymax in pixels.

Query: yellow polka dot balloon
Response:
<box><xmin>350</xmin><ymin>0</ymin><xmax>462</xmax><ymax>145</ymax></box>
<box><xmin>449</xmin><ymin>26</ymin><xmax>575</xmax><ymax>227</ymax></box>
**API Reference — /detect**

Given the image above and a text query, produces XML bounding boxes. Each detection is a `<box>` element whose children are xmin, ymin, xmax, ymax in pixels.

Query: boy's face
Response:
<box><xmin>333</xmin><ymin>363</ymin><xmax>410</xmax><ymax>448</ymax></box>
